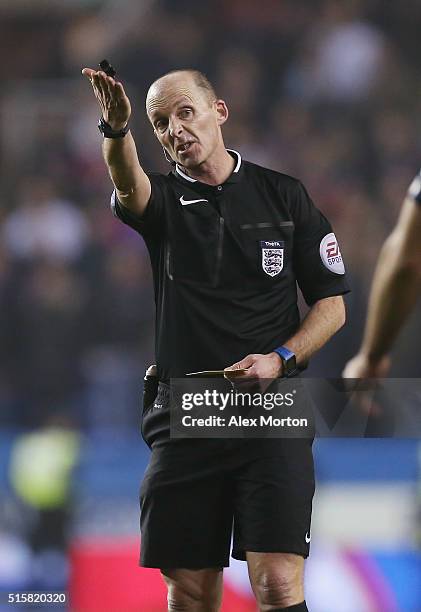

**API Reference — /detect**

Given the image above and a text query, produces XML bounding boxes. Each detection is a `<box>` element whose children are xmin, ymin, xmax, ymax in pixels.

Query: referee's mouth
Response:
<box><xmin>176</xmin><ymin>141</ymin><xmax>196</xmax><ymax>156</ymax></box>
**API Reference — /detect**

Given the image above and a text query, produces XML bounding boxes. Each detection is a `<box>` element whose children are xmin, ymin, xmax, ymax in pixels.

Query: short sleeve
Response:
<box><xmin>110</xmin><ymin>173</ymin><xmax>166</xmax><ymax>236</ymax></box>
<box><xmin>290</xmin><ymin>181</ymin><xmax>350</xmax><ymax>305</ymax></box>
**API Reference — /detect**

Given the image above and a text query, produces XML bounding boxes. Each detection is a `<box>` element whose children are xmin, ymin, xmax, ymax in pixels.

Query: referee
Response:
<box><xmin>82</xmin><ymin>66</ymin><xmax>349</xmax><ymax>612</ymax></box>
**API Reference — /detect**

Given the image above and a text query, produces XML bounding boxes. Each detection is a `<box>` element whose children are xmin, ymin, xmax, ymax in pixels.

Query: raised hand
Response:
<box><xmin>81</xmin><ymin>67</ymin><xmax>131</xmax><ymax>130</ymax></box>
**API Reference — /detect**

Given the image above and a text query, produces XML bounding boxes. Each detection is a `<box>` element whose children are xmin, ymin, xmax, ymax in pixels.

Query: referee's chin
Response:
<box><xmin>177</xmin><ymin>155</ymin><xmax>199</xmax><ymax>169</ymax></box>
<box><xmin>176</xmin><ymin>146</ymin><xmax>204</xmax><ymax>169</ymax></box>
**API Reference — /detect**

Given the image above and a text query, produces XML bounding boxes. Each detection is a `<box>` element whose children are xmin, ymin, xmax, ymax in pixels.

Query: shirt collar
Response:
<box><xmin>173</xmin><ymin>149</ymin><xmax>243</xmax><ymax>186</ymax></box>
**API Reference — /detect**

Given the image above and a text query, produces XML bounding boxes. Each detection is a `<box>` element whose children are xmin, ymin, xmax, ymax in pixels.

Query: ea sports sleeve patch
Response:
<box><xmin>319</xmin><ymin>232</ymin><xmax>345</xmax><ymax>275</ymax></box>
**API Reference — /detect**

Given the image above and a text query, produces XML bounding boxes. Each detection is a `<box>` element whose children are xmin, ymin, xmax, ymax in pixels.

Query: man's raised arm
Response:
<box><xmin>82</xmin><ymin>67</ymin><xmax>151</xmax><ymax>216</ymax></box>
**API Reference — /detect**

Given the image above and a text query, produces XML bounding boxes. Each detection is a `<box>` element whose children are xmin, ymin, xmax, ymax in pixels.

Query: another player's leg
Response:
<box><xmin>246</xmin><ymin>551</ymin><xmax>307</xmax><ymax>611</ymax></box>
<box><xmin>161</xmin><ymin>568</ymin><xmax>223</xmax><ymax>612</ymax></box>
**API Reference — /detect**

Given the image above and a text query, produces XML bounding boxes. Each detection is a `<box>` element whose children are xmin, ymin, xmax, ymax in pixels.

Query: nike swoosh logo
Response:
<box><xmin>305</xmin><ymin>532</ymin><xmax>311</xmax><ymax>544</ymax></box>
<box><xmin>179</xmin><ymin>195</ymin><xmax>208</xmax><ymax>206</ymax></box>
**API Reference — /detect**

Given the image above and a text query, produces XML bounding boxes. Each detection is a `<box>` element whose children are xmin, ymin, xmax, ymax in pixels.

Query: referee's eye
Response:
<box><xmin>179</xmin><ymin>108</ymin><xmax>193</xmax><ymax>119</ymax></box>
<box><xmin>155</xmin><ymin>120</ymin><xmax>168</xmax><ymax>133</ymax></box>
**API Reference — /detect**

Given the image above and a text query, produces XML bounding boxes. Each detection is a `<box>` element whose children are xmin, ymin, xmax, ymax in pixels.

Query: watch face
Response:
<box><xmin>285</xmin><ymin>355</ymin><xmax>296</xmax><ymax>372</ymax></box>
<box><xmin>279</xmin><ymin>350</ymin><xmax>296</xmax><ymax>377</ymax></box>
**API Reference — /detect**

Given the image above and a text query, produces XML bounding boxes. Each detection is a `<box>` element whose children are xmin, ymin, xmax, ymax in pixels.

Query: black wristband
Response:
<box><xmin>98</xmin><ymin>116</ymin><xmax>130</xmax><ymax>138</ymax></box>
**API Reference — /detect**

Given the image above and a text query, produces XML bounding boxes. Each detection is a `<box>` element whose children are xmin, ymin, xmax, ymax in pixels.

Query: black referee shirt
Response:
<box><xmin>111</xmin><ymin>150</ymin><xmax>349</xmax><ymax>381</ymax></box>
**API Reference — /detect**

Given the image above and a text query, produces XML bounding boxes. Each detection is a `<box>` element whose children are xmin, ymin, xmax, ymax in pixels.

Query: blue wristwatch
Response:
<box><xmin>273</xmin><ymin>346</ymin><xmax>298</xmax><ymax>378</ymax></box>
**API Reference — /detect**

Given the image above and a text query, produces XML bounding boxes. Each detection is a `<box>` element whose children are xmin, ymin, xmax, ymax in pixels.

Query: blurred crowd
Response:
<box><xmin>2</xmin><ymin>0</ymin><xmax>421</xmax><ymax>429</ymax></box>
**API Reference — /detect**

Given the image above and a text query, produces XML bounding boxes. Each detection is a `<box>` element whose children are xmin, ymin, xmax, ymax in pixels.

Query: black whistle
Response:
<box><xmin>99</xmin><ymin>59</ymin><xmax>116</xmax><ymax>78</ymax></box>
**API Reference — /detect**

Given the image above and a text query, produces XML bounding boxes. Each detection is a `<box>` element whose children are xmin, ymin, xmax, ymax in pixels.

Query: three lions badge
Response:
<box><xmin>260</xmin><ymin>240</ymin><xmax>284</xmax><ymax>276</ymax></box>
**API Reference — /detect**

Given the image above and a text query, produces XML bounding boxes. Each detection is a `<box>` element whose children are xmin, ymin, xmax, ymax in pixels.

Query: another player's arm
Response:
<box><xmin>343</xmin><ymin>193</ymin><xmax>421</xmax><ymax>378</ymax></box>
<box><xmin>82</xmin><ymin>68</ymin><xmax>151</xmax><ymax>216</ymax></box>
<box><xmin>226</xmin><ymin>295</ymin><xmax>346</xmax><ymax>378</ymax></box>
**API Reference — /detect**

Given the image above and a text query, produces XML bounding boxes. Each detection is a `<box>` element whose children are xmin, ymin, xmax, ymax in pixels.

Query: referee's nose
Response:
<box><xmin>169</xmin><ymin>117</ymin><xmax>184</xmax><ymax>139</ymax></box>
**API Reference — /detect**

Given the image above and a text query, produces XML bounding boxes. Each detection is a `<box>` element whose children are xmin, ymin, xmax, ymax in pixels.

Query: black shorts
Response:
<box><xmin>139</xmin><ymin>383</ymin><xmax>315</xmax><ymax>569</ymax></box>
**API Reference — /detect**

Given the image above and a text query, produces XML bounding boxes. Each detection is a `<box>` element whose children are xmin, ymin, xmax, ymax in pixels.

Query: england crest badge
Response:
<box><xmin>260</xmin><ymin>240</ymin><xmax>284</xmax><ymax>276</ymax></box>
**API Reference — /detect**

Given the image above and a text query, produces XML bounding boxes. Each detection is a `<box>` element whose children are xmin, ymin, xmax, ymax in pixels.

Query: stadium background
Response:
<box><xmin>0</xmin><ymin>0</ymin><xmax>420</xmax><ymax>610</ymax></box>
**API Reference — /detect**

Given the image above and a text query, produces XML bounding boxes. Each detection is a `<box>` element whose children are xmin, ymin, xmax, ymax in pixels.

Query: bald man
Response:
<box><xmin>82</xmin><ymin>66</ymin><xmax>349</xmax><ymax>612</ymax></box>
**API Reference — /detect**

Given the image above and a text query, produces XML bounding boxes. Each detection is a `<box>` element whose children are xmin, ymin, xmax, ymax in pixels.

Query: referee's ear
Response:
<box><xmin>215</xmin><ymin>99</ymin><xmax>229</xmax><ymax>126</ymax></box>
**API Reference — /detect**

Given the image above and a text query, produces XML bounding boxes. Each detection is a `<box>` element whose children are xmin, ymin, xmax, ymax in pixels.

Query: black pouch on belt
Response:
<box><xmin>143</xmin><ymin>364</ymin><xmax>159</xmax><ymax>411</ymax></box>
<box><xmin>141</xmin><ymin>366</ymin><xmax>170</xmax><ymax>448</ymax></box>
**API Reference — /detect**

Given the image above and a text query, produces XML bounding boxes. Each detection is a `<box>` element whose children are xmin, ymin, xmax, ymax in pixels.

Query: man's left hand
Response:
<box><xmin>342</xmin><ymin>353</ymin><xmax>390</xmax><ymax>380</ymax></box>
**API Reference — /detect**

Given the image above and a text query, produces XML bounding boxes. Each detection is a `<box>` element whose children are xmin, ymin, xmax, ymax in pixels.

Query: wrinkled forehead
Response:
<box><xmin>146</xmin><ymin>74</ymin><xmax>206</xmax><ymax>119</ymax></box>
